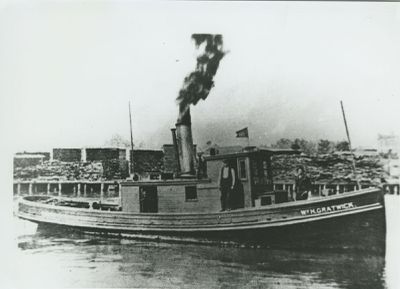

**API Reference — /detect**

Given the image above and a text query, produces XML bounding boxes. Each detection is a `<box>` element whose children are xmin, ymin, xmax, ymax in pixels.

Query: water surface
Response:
<box><xmin>12</xmin><ymin>195</ymin><xmax>400</xmax><ymax>289</ymax></box>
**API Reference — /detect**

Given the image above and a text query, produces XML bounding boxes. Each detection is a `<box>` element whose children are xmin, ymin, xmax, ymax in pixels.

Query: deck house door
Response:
<box><xmin>139</xmin><ymin>186</ymin><xmax>158</xmax><ymax>213</ymax></box>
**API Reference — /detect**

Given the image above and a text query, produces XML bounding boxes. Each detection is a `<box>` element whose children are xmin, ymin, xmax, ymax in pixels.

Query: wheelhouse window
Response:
<box><xmin>251</xmin><ymin>160</ymin><xmax>259</xmax><ymax>177</ymax></box>
<box><xmin>185</xmin><ymin>186</ymin><xmax>198</xmax><ymax>201</ymax></box>
<box><xmin>238</xmin><ymin>158</ymin><xmax>247</xmax><ymax>180</ymax></box>
<box><xmin>262</xmin><ymin>160</ymin><xmax>268</xmax><ymax>178</ymax></box>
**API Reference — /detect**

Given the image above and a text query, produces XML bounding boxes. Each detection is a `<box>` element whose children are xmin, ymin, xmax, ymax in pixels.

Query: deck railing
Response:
<box><xmin>13</xmin><ymin>180</ymin><xmax>121</xmax><ymax>199</ymax></box>
<box><xmin>13</xmin><ymin>179</ymin><xmax>400</xmax><ymax>197</ymax></box>
<box><xmin>273</xmin><ymin>181</ymin><xmax>399</xmax><ymax>196</ymax></box>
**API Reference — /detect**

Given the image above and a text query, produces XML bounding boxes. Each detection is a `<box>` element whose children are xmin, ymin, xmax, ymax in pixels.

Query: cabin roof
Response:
<box><xmin>204</xmin><ymin>147</ymin><xmax>300</xmax><ymax>161</ymax></box>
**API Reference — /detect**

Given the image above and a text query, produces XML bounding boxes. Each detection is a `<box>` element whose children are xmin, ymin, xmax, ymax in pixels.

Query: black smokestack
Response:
<box><xmin>175</xmin><ymin>34</ymin><xmax>225</xmax><ymax>177</ymax></box>
<box><xmin>176</xmin><ymin>34</ymin><xmax>226</xmax><ymax>123</ymax></box>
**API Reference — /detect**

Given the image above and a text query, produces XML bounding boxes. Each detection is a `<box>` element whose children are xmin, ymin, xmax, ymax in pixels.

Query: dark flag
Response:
<box><xmin>236</xmin><ymin>127</ymin><xmax>249</xmax><ymax>138</ymax></box>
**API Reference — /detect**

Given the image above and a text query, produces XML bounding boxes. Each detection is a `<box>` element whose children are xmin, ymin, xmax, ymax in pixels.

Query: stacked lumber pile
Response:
<box><xmin>102</xmin><ymin>160</ymin><xmax>129</xmax><ymax>180</ymax></box>
<box><xmin>131</xmin><ymin>150</ymin><xmax>164</xmax><ymax>174</ymax></box>
<box><xmin>14</xmin><ymin>160</ymin><xmax>104</xmax><ymax>181</ymax></box>
<box><xmin>271</xmin><ymin>153</ymin><xmax>387</xmax><ymax>185</ymax></box>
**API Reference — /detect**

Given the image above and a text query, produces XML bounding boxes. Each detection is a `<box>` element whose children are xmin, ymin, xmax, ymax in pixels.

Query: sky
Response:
<box><xmin>0</xmin><ymin>1</ymin><xmax>399</xmax><ymax>153</ymax></box>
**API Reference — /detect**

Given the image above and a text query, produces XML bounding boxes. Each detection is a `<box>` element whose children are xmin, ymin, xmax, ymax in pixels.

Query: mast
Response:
<box><xmin>340</xmin><ymin>100</ymin><xmax>360</xmax><ymax>189</ymax></box>
<box><xmin>129</xmin><ymin>101</ymin><xmax>134</xmax><ymax>176</ymax></box>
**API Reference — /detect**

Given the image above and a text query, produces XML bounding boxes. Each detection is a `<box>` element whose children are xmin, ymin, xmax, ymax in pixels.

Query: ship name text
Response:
<box><xmin>300</xmin><ymin>202</ymin><xmax>355</xmax><ymax>216</ymax></box>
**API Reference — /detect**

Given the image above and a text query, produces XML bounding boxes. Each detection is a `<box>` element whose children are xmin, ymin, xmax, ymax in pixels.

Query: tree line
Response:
<box><xmin>271</xmin><ymin>138</ymin><xmax>350</xmax><ymax>155</ymax></box>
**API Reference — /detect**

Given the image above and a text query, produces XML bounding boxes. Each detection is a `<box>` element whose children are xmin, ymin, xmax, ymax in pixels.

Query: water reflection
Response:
<box><xmin>14</xmin><ymin>218</ymin><xmax>387</xmax><ymax>289</ymax></box>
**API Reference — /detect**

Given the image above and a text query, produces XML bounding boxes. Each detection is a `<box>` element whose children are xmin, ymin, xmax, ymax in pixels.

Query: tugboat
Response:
<box><xmin>17</xmin><ymin>113</ymin><xmax>386</xmax><ymax>253</ymax></box>
<box><xmin>17</xmin><ymin>34</ymin><xmax>386</xmax><ymax>253</ymax></box>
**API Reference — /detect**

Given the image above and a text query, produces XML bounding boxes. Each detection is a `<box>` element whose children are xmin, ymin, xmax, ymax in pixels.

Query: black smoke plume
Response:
<box><xmin>176</xmin><ymin>34</ymin><xmax>226</xmax><ymax>124</ymax></box>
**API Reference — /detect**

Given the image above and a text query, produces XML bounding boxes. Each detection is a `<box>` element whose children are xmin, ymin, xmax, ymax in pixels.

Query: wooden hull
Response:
<box><xmin>17</xmin><ymin>188</ymin><xmax>386</xmax><ymax>253</ymax></box>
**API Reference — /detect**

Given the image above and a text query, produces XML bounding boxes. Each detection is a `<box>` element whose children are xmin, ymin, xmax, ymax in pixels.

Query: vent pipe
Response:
<box><xmin>170</xmin><ymin>128</ymin><xmax>181</xmax><ymax>173</ymax></box>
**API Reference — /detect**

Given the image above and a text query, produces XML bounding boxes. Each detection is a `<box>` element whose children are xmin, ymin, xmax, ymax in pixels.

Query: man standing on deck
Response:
<box><xmin>294</xmin><ymin>165</ymin><xmax>312</xmax><ymax>200</ymax></box>
<box><xmin>219</xmin><ymin>160</ymin><xmax>236</xmax><ymax>211</ymax></box>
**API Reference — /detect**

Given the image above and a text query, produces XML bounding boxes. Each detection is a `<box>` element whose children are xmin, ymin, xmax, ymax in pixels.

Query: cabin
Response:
<box><xmin>120</xmin><ymin>147</ymin><xmax>300</xmax><ymax>213</ymax></box>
